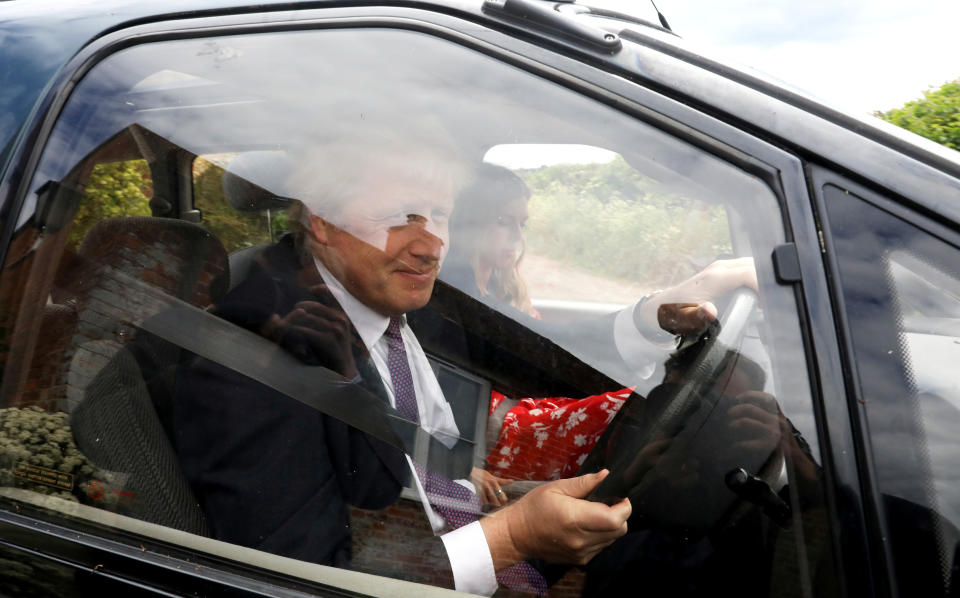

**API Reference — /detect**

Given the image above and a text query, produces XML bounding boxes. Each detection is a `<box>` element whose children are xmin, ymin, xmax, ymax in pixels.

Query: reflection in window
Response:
<box><xmin>519</xmin><ymin>155</ymin><xmax>731</xmax><ymax>304</ymax></box>
<box><xmin>193</xmin><ymin>154</ymin><xmax>289</xmax><ymax>253</ymax></box>
<box><xmin>890</xmin><ymin>253</ymin><xmax>960</xmax><ymax>525</ymax></box>
<box><xmin>0</xmin><ymin>25</ymin><xmax>828</xmax><ymax>598</ymax></box>
<box><xmin>825</xmin><ymin>184</ymin><xmax>960</xmax><ymax>597</ymax></box>
<box><xmin>68</xmin><ymin>159</ymin><xmax>152</xmax><ymax>249</ymax></box>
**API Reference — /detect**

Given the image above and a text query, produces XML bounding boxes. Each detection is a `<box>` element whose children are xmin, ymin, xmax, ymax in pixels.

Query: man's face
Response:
<box><xmin>312</xmin><ymin>174</ymin><xmax>453</xmax><ymax>317</ymax></box>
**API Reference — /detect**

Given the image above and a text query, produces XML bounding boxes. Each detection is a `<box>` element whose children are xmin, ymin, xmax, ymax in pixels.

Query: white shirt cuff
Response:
<box><xmin>441</xmin><ymin>521</ymin><xmax>498</xmax><ymax>596</ymax></box>
<box><xmin>454</xmin><ymin>478</ymin><xmax>476</xmax><ymax>493</ymax></box>
<box><xmin>614</xmin><ymin>301</ymin><xmax>669</xmax><ymax>380</ymax></box>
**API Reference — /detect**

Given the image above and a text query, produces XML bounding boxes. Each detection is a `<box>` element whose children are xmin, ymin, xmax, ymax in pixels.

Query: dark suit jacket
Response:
<box><xmin>172</xmin><ymin>236</ymin><xmax>409</xmax><ymax>567</ymax></box>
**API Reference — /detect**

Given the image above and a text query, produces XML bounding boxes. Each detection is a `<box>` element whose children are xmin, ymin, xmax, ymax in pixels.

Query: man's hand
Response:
<box><xmin>470</xmin><ymin>467</ymin><xmax>514</xmax><ymax>507</ymax></box>
<box><xmin>260</xmin><ymin>283</ymin><xmax>359</xmax><ymax>378</ymax></box>
<box><xmin>638</xmin><ymin>257</ymin><xmax>758</xmax><ymax>337</ymax></box>
<box><xmin>479</xmin><ymin>470</ymin><xmax>630</xmax><ymax>570</ymax></box>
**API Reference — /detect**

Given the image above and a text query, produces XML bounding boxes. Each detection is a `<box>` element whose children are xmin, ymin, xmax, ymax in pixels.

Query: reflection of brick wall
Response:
<box><xmin>350</xmin><ymin>500</ymin><xmax>450</xmax><ymax>587</ymax></box>
<box><xmin>0</xmin><ymin>228</ymin><xmax>64</xmax><ymax>410</ymax></box>
<box><xmin>12</xmin><ymin>218</ymin><xmax>227</xmax><ymax>413</ymax></box>
<box><xmin>546</xmin><ymin>568</ymin><xmax>585</xmax><ymax>598</ymax></box>
<box><xmin>350</xmin><ymin>500</ymin><xmax>585</xmax><ymax>597</ymax></box>
<box><xmin>15</xmin><ymin>265</ymin><xmax>177</xmax><ymax>414</ymax></box>
<box><xmin>19</xmin><ymin>305</ymin><xmax>76</xmax><ymax>412</ymax></box>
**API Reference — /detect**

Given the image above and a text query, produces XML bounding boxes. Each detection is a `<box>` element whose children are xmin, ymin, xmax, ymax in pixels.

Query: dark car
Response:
<box><xmin>2</xmin><ymin>0</ymin><xmax>960</xmax><ymax>596</ymax></box>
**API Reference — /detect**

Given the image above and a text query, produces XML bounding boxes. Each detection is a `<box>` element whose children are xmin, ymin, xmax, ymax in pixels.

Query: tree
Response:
<box><xmin>68</xmin><ymin>160</ymin><xmax>152</xmax><ymax>249</ymax></box>
<box><xmin>192</xmin><ymin>158</ymin><xmax>278</xmax><ymax>253</ymax></box>
<box><xmin>878</xmin><ymin>78</ymin><xmax>960</xmax><ymax>151</ymax></box>
<box><xmin>521</xmin><ymin>157</ymin><xmax>730</xmax><ymax>287</ymax></box>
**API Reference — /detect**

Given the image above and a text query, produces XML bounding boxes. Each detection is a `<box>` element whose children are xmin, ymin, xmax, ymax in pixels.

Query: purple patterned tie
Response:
<box><xmin>385</xmin><ymin>317</ymin><xmax>547</xmax><ymax>595</ymax></box>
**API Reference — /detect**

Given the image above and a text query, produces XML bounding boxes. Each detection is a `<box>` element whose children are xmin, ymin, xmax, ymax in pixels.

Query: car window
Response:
<box><xmin>0</xmin><ymin>25</ymin><xmax>831</xmax><ymax>597</ymax></box>
<box><xmin>193</xmin><ymin>153</ymin><xmax>288</xmax><ymax>252</ymax></box>
<box><xmin>482</xmin><ymin>144</ymin><xmax>732</xmax><ymax>317</ymax></box>
<box><xmin>823</xmin><ymin>183</ymin><xmax>960</xmax><ymax>597</ymax></box>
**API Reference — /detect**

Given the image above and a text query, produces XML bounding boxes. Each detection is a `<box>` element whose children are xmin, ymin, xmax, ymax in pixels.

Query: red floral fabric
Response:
<box><xmin>485</xmin><ymin>388</ymin><xmax>631</xmax><ymax>481</ymax></box>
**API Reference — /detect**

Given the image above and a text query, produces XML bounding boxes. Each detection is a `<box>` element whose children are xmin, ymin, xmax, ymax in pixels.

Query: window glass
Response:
<box><xmin>0</xmin><ymin>26</ymin><xmax>829</xmax><ymax>597</ymax></box>
<box><xmin>69</xmin><ymin>159</ymin><xmax>153</xmax><ymax>249</ymax></box>
<box><xmin>484</xmin><ymin>145</ymin><xmax>732</xmax><ymax>309</ymax></box>
<box><xmin>824</xmin><ymin>184</ymin><xmax>960</xmax><ymax>596</ymax></box>
<box><xmin>193</xmin><ymin>154</ymin><xmax>288</xmax><ymax>252</ymax></box>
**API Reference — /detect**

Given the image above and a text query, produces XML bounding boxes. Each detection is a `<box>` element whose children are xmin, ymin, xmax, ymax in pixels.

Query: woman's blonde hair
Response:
<box><xmin>449</xmin><ymin>163</ymin><xmax>533</xmax><ymax>315</ymax></box>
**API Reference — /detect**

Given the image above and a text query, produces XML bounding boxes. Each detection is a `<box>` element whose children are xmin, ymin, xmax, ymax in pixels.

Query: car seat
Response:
<box><xmin>68</xmin><ymin>216</ymin><xmax>230</xmax><ymax>535</ymax></box>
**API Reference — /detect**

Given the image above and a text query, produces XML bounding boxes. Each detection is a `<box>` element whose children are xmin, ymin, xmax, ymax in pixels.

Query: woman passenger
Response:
<box><xmin>442</xmin><ymin>163</ymin><xmax>632</xmax><ymax>506</ymax></box>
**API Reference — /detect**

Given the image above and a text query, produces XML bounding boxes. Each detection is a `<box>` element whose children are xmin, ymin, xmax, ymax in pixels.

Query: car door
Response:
<box><xmin>0</xmin><ymin>4</ymin><xmax>845</xmax><ymax>597</ymax></box>
<box><xmin>807</xmin><ymin>166</ymin><xmax>960</xmax><ymax>598</ymax></box>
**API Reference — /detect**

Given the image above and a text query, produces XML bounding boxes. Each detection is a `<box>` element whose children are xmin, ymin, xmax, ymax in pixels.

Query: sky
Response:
<box><xmin>588</xmin><ymin>0</ymin><xmax>960</xmax><ymax>116</ymax></box>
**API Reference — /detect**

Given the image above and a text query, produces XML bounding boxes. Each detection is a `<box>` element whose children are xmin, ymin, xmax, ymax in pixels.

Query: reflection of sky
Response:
<box><xmin>827</xmin><ymin>185</ymin><xmax>960</xmax><ymax>534</ymax></box>
<box><xmin>21</xmin><ymin>29</ymin><xmax>632</xmax><ymax>226</ymax></box>
<box><xmin>0</xmin><ymin>7</ymin><xmax>122</xmax><ymax>166</ymax></box>
<box><xmin>22</xmin><ymin>26</ymin><xmax>778</xmax><ymax>222</ymax></box>
<box><xmin>908</xmin><ymin>335</ymin><xmax>960</xmax><ymax>408</ymax></box>
<box><xmin>2</xmin><ymin>0</ymin><xmax>293</xmax><ymax>175</ymax></box>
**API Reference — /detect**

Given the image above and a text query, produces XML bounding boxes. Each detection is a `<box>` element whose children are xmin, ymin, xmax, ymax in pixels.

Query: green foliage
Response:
<box><xmin>68</xmin><ymin>160</ymin><xmax>152</xmax><ymax>249</ymax></box>
<box><xmin>879</xmin><ymin>78</ymin><xmax>960</xmax><ymax>150</ymax></box>
<box><xmin>65</xmin><ymin>157</ymin><xmax>286</xmax><ymax>255</ymax></box>
<box><xmin>522</xmin><ymin>157</ymin><xmax>731</xmax><ymax>287</ymax></box>
<box><xmin>0</xmin><ymin>406</ymin><xmax>118</xmax><ymax>506</ymax></box>
<box><xmin>193</xmin><ymin>159</ymin><xmax>283</xmax><ymax>252</ymax></box>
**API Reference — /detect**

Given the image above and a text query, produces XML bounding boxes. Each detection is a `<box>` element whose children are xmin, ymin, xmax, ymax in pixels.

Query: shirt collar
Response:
<box><xmin>312</xmin><ymin>256</ymin><xmax>398</xmax><ymax>351</ymax></box>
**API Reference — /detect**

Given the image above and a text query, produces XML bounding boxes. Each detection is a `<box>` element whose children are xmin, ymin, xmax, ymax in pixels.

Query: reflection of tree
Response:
<box><xmin>193</xmin><ymin>158</ymin><xmax>287</xmax><ymax>253</ymax></box>
<box><xmin>520</xmin><ymin>157</ymin><xmax>731</xmax><ymax>288</ymax></box>
<box><xmin>67</xmin><ymin>155</ymin><xmax>290</xmax><ymax>255</ymax></box>
<box><xmin>67</xmin><ymin>160</ymin><xmax>152</xmax><ymax>249</ymax></box>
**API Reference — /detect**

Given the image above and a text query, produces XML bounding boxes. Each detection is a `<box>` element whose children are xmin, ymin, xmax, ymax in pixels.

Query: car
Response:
<box><xmin>1</xmin><ymin>0</ymin><xmax>960</xmax><ymax>596</ymax></box>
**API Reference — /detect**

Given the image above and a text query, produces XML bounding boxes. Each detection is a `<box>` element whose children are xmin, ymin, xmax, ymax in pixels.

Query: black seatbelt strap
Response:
<box><xmin>138</xmin><ymin>305</ymin><xmax>466</xmax><ymax>477</ymax></box>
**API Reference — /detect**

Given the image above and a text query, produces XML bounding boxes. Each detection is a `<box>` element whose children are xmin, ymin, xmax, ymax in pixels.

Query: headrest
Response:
<box><xmin>77</xmin><ymin>216</ymin><xmax>230</xmax><ymax>306</ymax></box>
<box><xmin>221</xmin><ymin>151</ymin><xmax>294</xmax><ymax>212</ymax></box>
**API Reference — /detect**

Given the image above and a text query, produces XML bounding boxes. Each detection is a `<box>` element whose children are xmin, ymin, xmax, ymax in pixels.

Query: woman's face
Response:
<box><xmin>480</xmin><ymin>194</ymin><xmax>529</xmax><ymax>270</ymax></box>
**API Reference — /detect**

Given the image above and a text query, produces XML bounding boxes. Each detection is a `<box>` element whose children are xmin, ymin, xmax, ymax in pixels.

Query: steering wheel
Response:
<box><xmin>654</xmin><ymin>287</ymin><xmax>758</xmax><ymax>435</ymax></box>
<box><xmin>586</xmin><ymin>287</ymin><xmax>779</xmax><ymax>533</ymax></box>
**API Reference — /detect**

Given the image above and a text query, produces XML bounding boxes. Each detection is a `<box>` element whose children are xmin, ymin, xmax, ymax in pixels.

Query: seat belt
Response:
<box><xmin>138</xmin><ymin>304</ymin><xmax>468</xmax><ymax>477</ymax></box>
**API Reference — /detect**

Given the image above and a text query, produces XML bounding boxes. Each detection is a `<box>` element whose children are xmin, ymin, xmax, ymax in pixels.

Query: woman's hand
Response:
<box><xmin>470</xmin><ymin>467</ymin><xmax>515</xmax><ymax>507</ymax></box>
<box><xmin>638</xmin><ymin>257</ymin><xmax>758</xmax><ymax>337</ymax></box>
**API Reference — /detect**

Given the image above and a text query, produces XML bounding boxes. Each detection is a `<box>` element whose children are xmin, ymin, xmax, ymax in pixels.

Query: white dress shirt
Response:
<box><xmin>315</xmin><ymin>258</ymin><xmax>498</xmax><ymax>596</ymax></box>
<box><xmin>614</xmin><ymin>299</ymin><xmax>674</xmax><ymax>380</ymax></box>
